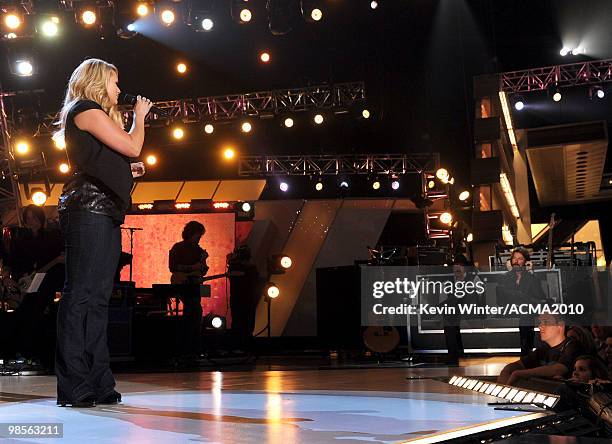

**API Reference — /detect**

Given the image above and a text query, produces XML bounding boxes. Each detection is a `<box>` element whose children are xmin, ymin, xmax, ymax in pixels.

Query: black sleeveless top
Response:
<box><xmin>58</xmin><ymin>100</ymin><xmax>133</xmax><ymax>223</ymax></box>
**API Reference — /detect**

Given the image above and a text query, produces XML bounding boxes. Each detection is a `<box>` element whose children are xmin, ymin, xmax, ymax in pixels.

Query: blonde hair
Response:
<box><xmin>53</xmin><ymin>58</ymin><xmax>123</xmax><ymax>143</ymax></box>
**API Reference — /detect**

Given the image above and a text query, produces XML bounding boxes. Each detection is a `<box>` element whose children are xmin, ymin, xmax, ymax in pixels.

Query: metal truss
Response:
<box><xmin>238</xmin><ymin>153</ymin><xmax>439</xmax><ymax>177</ymax></box>
<box><xmin>33</xmin><ymin>82</ymin><xmax>366</xmax><ymax>135</ymax></box>
<box><xmin>500</xmin><ymin>58</ymin><xmax>612</xmax><ymax>93</ymax></box>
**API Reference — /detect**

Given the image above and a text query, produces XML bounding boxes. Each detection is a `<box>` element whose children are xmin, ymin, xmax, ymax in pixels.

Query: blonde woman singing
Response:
<box><xmin>53</xmin><ymin>58</ymin><xmax>152</xmax><ymax>407</ymax></box>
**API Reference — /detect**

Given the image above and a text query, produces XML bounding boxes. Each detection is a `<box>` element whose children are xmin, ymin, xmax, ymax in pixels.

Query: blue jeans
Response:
<box><xmin>56</xmin><ymin>210</ymin><xmax>121</xmax><ymax>402</ymax></box>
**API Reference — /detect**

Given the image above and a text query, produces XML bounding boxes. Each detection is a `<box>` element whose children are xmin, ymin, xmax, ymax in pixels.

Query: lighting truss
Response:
<box><xmin>500</xmin><ymin>58</ymin><xmax>612</xmax><ymax>93</ymax></box>
<box><xmin>33</xmin><ymin>81</ymin><xmax>366</xmax><ymax>135</ymax></box>
<box><xmin>238</xmin><ymin>153</ymin><xmax>439</xmax><ymax>177</ymax></box>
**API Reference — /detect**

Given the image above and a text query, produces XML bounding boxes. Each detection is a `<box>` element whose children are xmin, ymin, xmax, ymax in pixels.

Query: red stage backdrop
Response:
<box><xmin>120</xmin><ymin>213</ymin><xmax>235</xmax><ymax>316</ymax></box>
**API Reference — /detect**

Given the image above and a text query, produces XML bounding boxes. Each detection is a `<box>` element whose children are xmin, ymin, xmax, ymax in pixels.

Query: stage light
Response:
<box><xmin>4</xmin><ymin>13</ymin><xmax>21</xmax><ymax>30</ymax></box>
<box><xmin>372</xmin><ymin>180</ymin><xmax>380</xmax><ymax>190</ymax></box>
<box><xmin>138</xmin><ymin>203</ymin><xmax>153</xmax><ymax>210</ymax></box>
<box><xmin>370</xmin><ymin>1</ymin><xmax>378</xmax><ymax>9</ymax></box>
<box><xmin>436</xmin><ymin>168</ymin><xmax>449</xmax><ymax>183</ymax></box>
<box><xmin>260</xmin><ymin>52</ymin><xmax>271</xmax><ymax>63</ymax></box>
<box><xmin>160</xmin><ymin>9</ymin><xmax>175</xmax><ymax>26</ymax></box>
<box><xmin>427</xmin><ymin>180</ymin><xmax>435</xmax><ymax>189</ymax></box>
<box><xmin>279</xmin><ymin>182</ymin><xmax>289</xmax><ymax>192</ymax></box>
<box><xmin>59</xmin><ymin>163</ymin><xmax>70</xmax><ymax>174</ymax></box>
<box><xmin>172</xmin><ymin>127</ymin><xmax>184</xmax><ymax>139</ymax></box>
<box><xmin>466</xmin><ymin>233</ymin><xmax>473</xmax><ymax>243</ymax></box>
<box><xmin>81</xmin><ymin>9</ymin><xmax>97</xmax><ymax>26</ymax></box>
<box><xmin>213</xmin><ymin>201</ymin><xmax>230</xmax><ymax>209</ymax></box>
<box><xmin>311</xmin><ymin>8</ymin><xmax>322</xmax><ymax>21</ymax></box>
<box><xmin>284</xmin><ymin>117</ymin><xmax>294</xmax><ymax>128</ymax></box>
<box><xmin>391</xmin><ymin>180</ymin><xmax>400</xmax><ymax>190</ymax></box>
<box><xmin>315</xmin><ymin>180</ymin><xmax>323</xmax><ymax>191</ymax></box>
<box><xmin>223</xmin><ymin>148</ymin><xmax>235</xmax><ymax>159</ymax></box>
<box><xmin>340</xmin><ymin>180</ymin><xmax>349</xmax><ymax>188</ymax></box>
<box><xmin>15</xmin><ymin>60</ymin><xmax>33</xmax><ymax>77</ymax></box>
<box><xmin>241</xmin><ymin>121</ymin><xmax>252</xmax><ymax>133</ymax></box>
<box><xmin>15</xmin><ymin>141</ymin><xmax>29</xmax><ymax>155</ymax></box>
<box><xmin>53</xmin><ymin>136</ymin><xmax>66</xmax><ymax>150</ymax></box>
<box><xmin>175</xmin><ymin>202</ymin><xmax>191</xmax><ymax>209</ymax></box>
<box><xmin>204</xmin><ymin>124</ymin><xmax>214</xmax><ymax>134</ymax></box>
<box><xmin>266</xmin><ymin>283</ymin><xmax>280</xmax><ymax>299</ymax></box>
<box><xmin>459</xmin><ymin>190</ymin><xmax>470</xmax><ymax>201</ymax></box>
<box><xmin>314</xmin><ymin>114</ymin><xmax>324</xmax><ymax>124</ymax></box>
<box><xmin>201</xmin><ymin>18</ymin><xmax>214</xmax><ymax>31</ymax></box>
<box><xmin>280</xmin><ymin>256</ymin><xmax>292</xmax><ymax>269</ymax></box>
<box><xmin>560</xmin><ymin>47</ymin><xmax>570</xmax><ymax>56</ymax></box>
<box><xmin>176</xmin><ymin>63</ymin><xmax>187</xmax><ymax>74</ymax></box>
<box><xmin>439</xmin><ymin>212</ymin><xmax>453</xmax><ymax>225</ymax></box>
<box><xmin>240</xmin><ymin>8</ymin><xmax>252</xmax><ymax>23</ymax></box>
<box><xmin>211</xmin><ymin>316</ymin><xmax>223</xmax><ymax>328</ymax></box>
<box><xmin>31</xmin><ymin>189</ymin><xmax>47</xmax><ymax>206</ymax></box>
<box><xmin>362</xmin><ymin>109</ymin><xmax>371</xmax><ymax>119</ymax></box>
<box><xmin>136</xmin><ymin>3</ymin><xmax>150</xmax><ymax>17</ymax></box>
<box><xmin>146</xmin><ymin>155</ymin><xmax>157</xmax><ymax>165</ymax></box>
<box><xmin>553</xmin><ymin>91</ymin><xmax>562</xmax><ymax>102</ymax></box>
<box><xmin>514</xmin><ymin>100</ymin><xmax>524</xmax><ymax>111</ymax></box>
<box><xmin>241</xmin><ymin>202</ymin><xmax>251</xmax><ymax>212</ymax></box>
<box><xmin>7</xmin><ymin>32</ymin><xmax>17</xmax><ymax>39</ymax></box>
<box><xmin>595</xmin><ymin>87</ymin><xmax>605</xmax><ymax>99</ymax></box>
<box><xmin>41</xmin><ymin>18</ymin><xmax>59</xmax><ymax>37</ymax></box>
<box><xmin>127</xmin><ymin>23</ymin><xmax>136</xmax><ymax>32</ymax></box>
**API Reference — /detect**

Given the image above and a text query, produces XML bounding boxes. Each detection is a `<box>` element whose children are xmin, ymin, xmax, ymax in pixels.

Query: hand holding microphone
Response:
<box><xmin>120</xmin><ymin>93</ymin><xmax>169</xmax><ymax>117</ymax></box>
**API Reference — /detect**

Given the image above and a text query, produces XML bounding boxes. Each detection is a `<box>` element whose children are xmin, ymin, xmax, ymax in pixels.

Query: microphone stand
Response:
<box><xmin>121</xmin><ymin>226</ymin><xmax>143</xmax><ymax>282</ymax></box>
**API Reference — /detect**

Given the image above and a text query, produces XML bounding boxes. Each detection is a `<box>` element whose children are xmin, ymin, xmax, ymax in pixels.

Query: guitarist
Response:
<box><xmin>168</xmin><ymin>221</ymin><xmax>208</xmax><ymax>358</ymax></box>
<box><xmin>3</xmin><ymin>204</ymin><xmax>64</xmax><ymax>363</ymax></box>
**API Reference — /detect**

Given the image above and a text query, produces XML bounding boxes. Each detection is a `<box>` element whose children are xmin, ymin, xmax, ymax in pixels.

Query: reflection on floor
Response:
<box><xmin>0</xmin><ymin>358</ymin><xmax>536</xmax><ymax>444</ymax></box>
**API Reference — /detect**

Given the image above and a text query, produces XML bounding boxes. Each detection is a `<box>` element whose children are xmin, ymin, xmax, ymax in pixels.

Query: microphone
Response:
<box><xmin>120</xmin><ymin>93</ymin><xmax>169</xmax><ymax>117</ymax></box>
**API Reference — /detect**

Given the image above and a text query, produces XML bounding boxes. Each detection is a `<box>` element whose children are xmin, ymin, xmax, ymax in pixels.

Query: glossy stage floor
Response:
<box><xmin>0</xmin><ymin>357</ymin><xmax>551</xmax><ymax>443</ymax></box>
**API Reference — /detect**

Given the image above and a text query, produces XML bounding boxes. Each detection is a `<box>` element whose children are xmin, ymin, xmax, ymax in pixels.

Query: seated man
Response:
<box><xmin>498</xmin><ymin>312</ymin><xmax>584</xmax><ymax>386</ymax></box>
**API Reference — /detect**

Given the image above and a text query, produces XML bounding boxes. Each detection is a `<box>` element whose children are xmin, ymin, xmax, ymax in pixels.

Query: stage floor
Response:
<box><xmin>0</xmin><ymin>358</ymin><xmax>548</xmax><ymax>443</ymax></box>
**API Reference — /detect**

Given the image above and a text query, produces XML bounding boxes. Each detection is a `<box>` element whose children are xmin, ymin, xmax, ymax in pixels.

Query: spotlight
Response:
<box><xmin>146</xmin><ymin>154</ymin><xmax>157</xmax><ymax>165</ymax></box>
<box><xmin>266</xmin><ymin>283</ymin><xmax>280</xmax><ymax>299</ymax></box>
<box><xmin>211</xmin><ymin>316</ymin><xmax>223</xmax><ymax>328</ymax></box>
<box><xmin>31</xmin><ymin>189</ymin><xmax>47</xmax><ymax>206</ymax></box>
<box><xmin>223</xmin><ymin>147</ymin><xmax>235</xmax><ymax>159</ymax></box>
<box><xmin>370</xmin><ymin>1</ymin><xmax>378</xmax><ymax>9</ymax></box>
<box><xmin>6</xmin><ymin>32</ymin><xmax>17</xmax><ymax>39</ymax></box>
<box><xmin>40</xmin><ymin>17</ymin><xmax>59</xmax><ymax>37</ymax></box>
<box><xmin>310</xmin><ymin>8</ymin><xmax>323</xmax><ymax>21</ymax></box>
<box><xmin>427</xmin><ymin>180</ymin><xmax>435</xmax><ymax>189</ymax></box>
<box><xmin>241</xmin><ymin>121</ymin><xmax>252</xmax><ymax>133</ymax></box>
<box><xmin>553</xmin><ymin>91</ymin><xmax>562</xmax><ymax>102</ymax></box>
<box><xmin>81</xmin><ymin>9</ymin><xmax>97</xmax><ymax>26</ymax></box>
<box><xmin>391</xmin><ymin>180</ymin><xmax>400</xmax><ymax>190</ymax></box>
<box><xmin>594</xmin><ymin>87</ymin><xmax>605</xmax><ymax>99</ymax></box>
<box><xmin>160</xmin><ymin>9</ymin><xmax>175</xmax><ymax>26</ymax></box>
<box><xmin>372</xmin><ymin>181</ymin><xmax>380</xmax><ymax>190</ymax></box>
<box><xmin>53</xmin><ymin>136</ymin><xmax>66</xmax><ymax>150</ymax></box>
<box><xmin>466</xmin><ymin>233</ymin><xmax>474</xmax><ymax>243</ymax></box>
<box><xmin>127</xmin><ymin>23</ymin><xmax>136</xmax><ymax>32</ymax></box>
<box><xmin>240</xmin><ymin>8</ymin><xmax>252</xmax><ymax>23</ymax></box>
<box><xmin>362</xmin><ymin>109</ymin><xmax>371</xmax><ymax>119</ymax></box>
<box><xmin>314</xmin><ymin>114</ymin><xmax>324</xmax><ymax>124</ymax></box>
<box><xmin>560</xmin><ymin>47</ymin><xmax>570</xmax><ymax>57</ymax></box>
<box><xmin>315</xmin><ymin>180</ymin><xmax>323</xmax><ymax>191</ymax></box>
<box><xmin>439</xmin><ymin>212</ymin><xmax>453</xmax><ymax>225</ymax></box>
<box><xmin>201</xmin><ymin>18</ymin><xmax>214</xmax><ymax>31</ymax></box>
<box><xmin>241</xmin><ymin>202</ymin><xmax>251</xmax><ymax>212</ymax></box>
<box><xmin>15</xmin><ymin>60</ymin><xmax>34</xmax><ymax>77</ymax></box>
<box><xmin>4</xmin><ymin>13</ymin><xmax>21</xmax><ymax>30</ymax></box>
<box><xmin>514</xmin><ymin>100</ymin><xmax>524</xmax><ymax>111</ymax></box>
<box><xmin>176</xmin><ymin>63</ymin><xmax>187</xmax><ymax>74</ymax></box>
<box><xmin>15</xmin><ymin>141</ymin><xmax>29</xmax><ymax>155</ymax></box>
<box><xmin>59</xmin><ymin>163</ymin><xmax>70</xmax><ymax>174</ymax></box>
<box><xmin>284</xmin><ymin>117</ymin><xmax>294</xmax><ymax>128</ymax></box>
<box><xmin>279</xmin><ymin>182</ymin><xmax>289</xmax><ymax>192</ymax></box>
<box><xmin>436</xmin><ymin>168</ymin><xmax>450</xmax><ymax>183</ymax></box>
<box><xmin>260</xmin><ymin>52</ymin><xmax>271</xmax><ymax>63</ymax></box>
<box><xmin>280</xmin><ymin>255</ymin><xmax>292</xmax><ymax>269</ymax></box>
<box><xmin>136</xmin><ymin>3</ymin><xmax>150</xmax><ymax>17</ymax></box>
<box><xmin>204</xmin><ymin>124</ymin><xmax>214</xmax><ymax>134</ymax></box>
<box><xmin>459</xmin><ymin>190</ymin><xmax>470</xmax><ymax>201</ymax></box>
<box><xmin>340</xmin><ymin>180</ymin><xmax>349</xmax><ymax>188</ymax></box>
<box><xmin>172</xmin><ymin>127</ymin><xmax>184</xmax><ymax>139</ymax></box>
